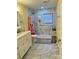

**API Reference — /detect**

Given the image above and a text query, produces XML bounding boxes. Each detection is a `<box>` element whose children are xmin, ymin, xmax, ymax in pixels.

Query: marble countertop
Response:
<box><xmin>17</xmin><ymin>31</ymin><xmax>31</xmax><ymax>39</ymax></box>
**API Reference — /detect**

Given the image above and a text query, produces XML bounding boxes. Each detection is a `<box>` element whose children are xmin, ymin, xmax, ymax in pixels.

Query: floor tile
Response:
<box><xmin>23</xmin><ymin>44</ymin><xmax>60</xmax><ymax>59</ymax></box>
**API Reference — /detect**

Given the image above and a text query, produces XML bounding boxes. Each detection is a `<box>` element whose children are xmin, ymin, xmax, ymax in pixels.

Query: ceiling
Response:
<box><xmin>17</xmin><ymin>0</ymin><xmax>57</xmax><ymax>10</ymax></box>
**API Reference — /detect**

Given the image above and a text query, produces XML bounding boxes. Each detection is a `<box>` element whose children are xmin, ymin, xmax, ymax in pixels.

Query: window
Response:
<box><xmin>41</xmin><ymin>13</ymin><xmax>53</xmax><ymax>24</ymax></box>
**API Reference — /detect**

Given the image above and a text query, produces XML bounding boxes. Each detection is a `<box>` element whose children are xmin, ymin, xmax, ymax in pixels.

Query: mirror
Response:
<box><xmin>17</xmin><ymin>11</ymin><xmax>22</xmax><ymax>33</ymax></box>
<box><xmin>17</xmin><ymin>11</ymin><xmax>20</xmax><ymax>27</ymax></box>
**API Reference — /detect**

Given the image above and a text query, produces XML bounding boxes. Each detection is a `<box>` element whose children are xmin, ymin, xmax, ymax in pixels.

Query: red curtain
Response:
<box><xmin>28</xmin><ymin>16</ymin><xmax>35</xmax><ymax>34</ymax></box>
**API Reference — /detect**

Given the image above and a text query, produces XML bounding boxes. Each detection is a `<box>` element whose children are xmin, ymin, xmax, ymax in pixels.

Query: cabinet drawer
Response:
<box><xmin>17</xmin><ymin>36</ymin><xmax>28</xmax><ymax>47</ymax></box>
<box><xmin>19</xmin><ymin>46</ymin><xmax>25</xmax><ymax>58</ymax></box>
<box><xmin>19</xmin><ymin>39</ymin><xmax>31</xmax><ymax>58</ymax></box>
<box><xmin>17</xmin><ymin>50</ymin><xmax>21</xmax><ymax>59</ymax></box>
<box><xmin>17</xmin><ymin>37</ymin><xmax>30</xmax><ymax>49</ymax></box>
<box><xmin>17</xmin><ymin>38</ymin><xmax>23</xmax><ymax>47</ymax></box>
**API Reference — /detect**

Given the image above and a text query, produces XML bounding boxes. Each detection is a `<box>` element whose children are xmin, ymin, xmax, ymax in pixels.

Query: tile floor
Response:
<box><xmin>23</xmin><ymin>43</ymin><xmax>60</xmax><ymax>59</ymax></box>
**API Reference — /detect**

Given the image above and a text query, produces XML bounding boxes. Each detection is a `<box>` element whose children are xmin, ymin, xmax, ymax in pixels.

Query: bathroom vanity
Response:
<box><xmin>17</xmin><ymin>31</ymin><xmax>32</xmax><ymax>59</ymax></box>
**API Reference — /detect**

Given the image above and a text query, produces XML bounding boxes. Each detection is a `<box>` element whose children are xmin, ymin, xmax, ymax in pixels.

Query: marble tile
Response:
<box><xmin>24</xmin><ymin>56</ymin><xmax>41</xmax><ymax>59</ymax></box>
<box><xmin>23</xmin><ymin>44</ymin><xmax>60</xmax><ymax>59</ymax></box>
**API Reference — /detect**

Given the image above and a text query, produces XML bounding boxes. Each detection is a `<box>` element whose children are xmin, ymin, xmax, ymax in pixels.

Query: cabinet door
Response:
<box><xmin>19</xmin><ymin>46</ymin><xmax>24</xmax><ymax>58</ymax></box>
<box><xmin>17</xmin><ymin>38</ymin><xmax>25</xmax><ymax>58</ymax></box>
<box><xmin>17</xmin><ymin>32</ymin><xmax>32</xmax><ymax>58</ymax></box>
<box><xmin>17</xmin><ymin>49</ymin><xmax>21</xmax><ymax>59</ymax></box>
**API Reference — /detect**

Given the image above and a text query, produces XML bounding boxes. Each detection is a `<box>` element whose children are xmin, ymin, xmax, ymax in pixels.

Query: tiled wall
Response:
<box><xmin>34</xmin><ymin>9</ymin><xmax>56</xmax><ymax>35</ymax></box>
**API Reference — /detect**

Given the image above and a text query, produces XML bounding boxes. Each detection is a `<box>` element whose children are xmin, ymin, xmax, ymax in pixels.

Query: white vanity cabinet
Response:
<box><xmin>17</xmin><ymin>31</ymin><xmax>32</xmax><ymax>59</ymax></box>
